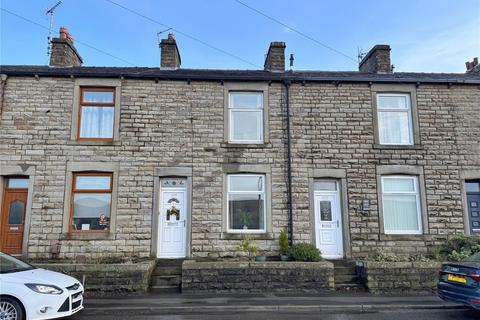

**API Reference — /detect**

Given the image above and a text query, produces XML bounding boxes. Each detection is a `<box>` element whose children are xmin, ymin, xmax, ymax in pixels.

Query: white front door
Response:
<box><xmin>314</xmin><ymin>180</ymin><xmax>343</xmax><ymax>259</ymax></box>
<box><xmin>158</xmin><ymin>179</ymin><xmax>187</xmax><ymax>258</ymax></box>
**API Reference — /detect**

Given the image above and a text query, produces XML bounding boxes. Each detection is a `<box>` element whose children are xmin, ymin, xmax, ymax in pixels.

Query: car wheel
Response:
<box><xmin>0</xmin><ymin>297</ymin><xmax>24</xmax><ymax>320</ymax></box>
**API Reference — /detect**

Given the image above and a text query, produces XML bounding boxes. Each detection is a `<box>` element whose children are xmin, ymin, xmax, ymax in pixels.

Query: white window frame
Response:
<box><xmin>228</xmin><ymin>92</ymin><xmax>264</xmax><ymax>144</ymax></box>
<box><xmin>376</xmin><ymin>93</ymin><xmax>414</xmax><ymax>145</ymax></box>
<box><xmin>227</xmin><ymin>174</ymin><xmax>266</xmax><ymax>233</ymax></box>
<box><xmin>381</xmin><ymin>175</ymin><xmax>422</xmax><ymax>235</ymax></box>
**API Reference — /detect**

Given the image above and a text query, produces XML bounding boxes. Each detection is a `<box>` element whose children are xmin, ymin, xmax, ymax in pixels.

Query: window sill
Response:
<box><xmin>221</xmin><ymin>143</ymin><xmax>272</xmax><ymax>149</ymax></box>
<box><xmin>221</xmin><ymin>232</ymin><xmax>273</xmax><ymax>240</ymax></box>
<box><xmin>60</xmin><ymin>232</ymin><xmax>115</xmax><ymax>240</ymax></box>
<box><xmin>379</xmin><ymin>234</ymin><xmax>429</xmax><ymax>241</ymax></box>
<box><xmin>373</xmin><ymin>144</ymin><xmax>424</xmax><ymax>150</ymax></box>
<box><xmin>68</xmin><ymin>140</ymin><xmax>117</xmax><ymax>146</ymax></box>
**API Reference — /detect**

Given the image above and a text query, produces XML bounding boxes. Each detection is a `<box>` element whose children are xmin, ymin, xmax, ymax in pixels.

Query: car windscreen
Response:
<box><xmin>463</xmin><ymin>252</ymin><xmax>480</xmax><ymax>262</ymax></box>
<box><xmin>0</xmin><ymin>252</ymin><xmax>35</xmax><ymax>274</ymax></box>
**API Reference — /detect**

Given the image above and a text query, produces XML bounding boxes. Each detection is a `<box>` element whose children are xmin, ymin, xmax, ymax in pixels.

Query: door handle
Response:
<box><xmin>336</xmin><ymin>220</ymin><xmax>339</xmax><ymax>228</ymax></box>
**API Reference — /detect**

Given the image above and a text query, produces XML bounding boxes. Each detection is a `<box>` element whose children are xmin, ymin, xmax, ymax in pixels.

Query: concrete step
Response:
<box><xmin>151</xmin><ymin>275</ymin><xmax>182</xmax><ymax>286</ymax></box>
<box><xmin>150</xmin><ymin>285</ymin><xmax>181</xmax><ymax>294</ymax></box>
<box><xmin>152</xmin><ymin>266</ymin><xmax>182</xmax><ymax>276</ymax></box>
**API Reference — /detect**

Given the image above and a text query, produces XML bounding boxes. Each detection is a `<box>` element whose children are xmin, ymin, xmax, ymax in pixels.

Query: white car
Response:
<box><xmin>0</xmin><ymin>252</ymin><xmax>84</xmax><ymax>320</ymax></box>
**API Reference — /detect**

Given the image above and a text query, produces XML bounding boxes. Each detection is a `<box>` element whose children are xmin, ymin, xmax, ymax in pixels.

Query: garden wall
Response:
<box><xmin>182</xmin><ymin>260</ymin><xmax>334</xmax><ymax>293</ymax></box>
<box><xmin>34</xmin><ymin>260</ymin><xmax>156</xmax><ymax>296</ymax></box>
<box><xmin>358</xmin><ymin>261</ymin><xmax>442</xmax><ymax>294</ymax></box>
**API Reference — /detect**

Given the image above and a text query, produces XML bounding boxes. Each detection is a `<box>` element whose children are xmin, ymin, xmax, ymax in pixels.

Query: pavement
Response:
<box><xmin>75</xmin><ymin>292</ymin><xmax>471</xmax><ymax>315</ymax></box>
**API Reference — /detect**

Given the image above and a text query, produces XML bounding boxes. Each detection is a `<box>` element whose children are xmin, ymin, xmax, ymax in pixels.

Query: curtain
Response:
<box><xmin>80</xmin><ymin>106</ymin><xmax>114</xmax><ymax>138</ymax></box>
<box><xmin>383</xmin><ymin>194</ymin><xmax>419</xmax><ymax>232</ymax></box>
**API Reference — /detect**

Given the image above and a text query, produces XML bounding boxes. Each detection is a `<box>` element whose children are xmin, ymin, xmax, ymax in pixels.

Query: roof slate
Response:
<box><xmin>1</xmin><ymin>65</ymin><xmax>479</xmax><ymax>84</ymax></box>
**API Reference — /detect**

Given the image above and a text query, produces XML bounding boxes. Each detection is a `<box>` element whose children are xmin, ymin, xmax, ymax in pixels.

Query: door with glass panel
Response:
<box><xmin>158</xmin><ymin>179</ymin><xmax>187</xmax><ymax>258</ymax></box>
<box><xmin>0</xmin><ymin>177</ymin><xmax>29</xmax><ymax>254</ymax></box>
<box><xmin>314</xmin><ymin>180</ymin><xmax>343</xmax><ymax>259</ymax></box>
<box><xmin>466</xmin><ymin>180</ymin><xmax>480</xmax><ymax>235</ymax></box>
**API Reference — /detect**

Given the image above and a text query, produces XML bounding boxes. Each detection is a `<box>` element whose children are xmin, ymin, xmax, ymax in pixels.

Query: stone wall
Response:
<box><xmin>34</xmin><ymin>260</ymin><xmax>156</xmax><ymax>296</ymax></box>
<box><xmin>0</xmin><ymin>73</ymin><xmax>478</xmax><ymax>260</ymax></box>
<box><xmin>358</xmin><ymin>261</ymin><xmax>442</xmax><ymax>294</ymax></box>
<box><xmin>182</xmin><ymin>260</ymin><xmax>334</xmax><ymax>293</ymax></box>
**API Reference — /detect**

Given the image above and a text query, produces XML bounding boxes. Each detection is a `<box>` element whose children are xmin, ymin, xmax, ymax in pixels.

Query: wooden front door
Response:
<box><xmin>1</xmin><ymin>180</ymin><xmax>28</xmax><ymax>254</ymax></box>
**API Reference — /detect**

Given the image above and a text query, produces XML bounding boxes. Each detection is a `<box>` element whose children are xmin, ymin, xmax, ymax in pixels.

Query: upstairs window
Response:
<box><xmin>228</xmin><ymin>92</ymin><xmax>264</xmax><ymax>143</ymax></box>
<box><xmin>70</xmin><ymin>173</ymin><xmax>112</xmax><ymax>233</ymax></box>
<box><xmin>78</xmin><ymin>87</ymin><xmax>115</xmax><ymax>140</ymax></box>
<box><xmin>227</xmin><ymin>174</ymin><xmax>266</xmax><ymax>232</ymax></box>
<box><xmin>377</xmin><ymin>93</ymin><xmax>413</xmax><ymax>145</ymax></box>
<box><xmin>381</xmin><ymin>176</ymin><xmax>422</xmax><ymax>234</ymax></box>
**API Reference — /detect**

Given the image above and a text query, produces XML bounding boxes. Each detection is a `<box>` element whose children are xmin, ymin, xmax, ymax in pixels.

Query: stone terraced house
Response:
<box><xmin>0</xmin><ymin>28</ymin><xmax>479</xmax><ymax>262</ymax></box>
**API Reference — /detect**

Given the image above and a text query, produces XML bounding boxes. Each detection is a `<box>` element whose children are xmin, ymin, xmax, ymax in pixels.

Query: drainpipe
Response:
<box><xmin>284</xmin><ymin>80</ymin><xmax>293</xmax><ymax>246</ymax></box>
<box><xmin>0</xmin><ymin>74</ymin><xmax>7</xmax><ymax>118</ymax></box>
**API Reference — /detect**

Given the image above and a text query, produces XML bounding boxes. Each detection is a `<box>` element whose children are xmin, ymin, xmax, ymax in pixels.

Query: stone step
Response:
<box><xmin>333</xmin><ymin>266</ymin><xmax>357</xmax><ymax>276</ymax></box>
<box><xmin>331</xmin><ymin>259</ymin><xmax>357</xmax><ymax>268</ymax></box>
<box><xmin>151</xmin><ymin>275</ymin><xmax>182</xmax><ymax>286</ymax></box>
<box><xmin>335</xmin><ymin>283</ymin><xmax>366</xmax><ymax>292</ymax></box>
<box><xmin>150</xmin><ymin>285</ymin><xmax>181</xmax><ymax>294</ymax></box>
<box><xmin>152</xmin><ymin>266</ymin><xmax>182</xmax><ymax>276</ymax></box>
<box><xmin>335</xmin><ymin>274</ymin><xmax>360</xmax><ymax>284</ymax></box>
<box><xmin>156</xmin><ymin>259</ymin><xmax>184</xmax><ymax>267</ymax></box>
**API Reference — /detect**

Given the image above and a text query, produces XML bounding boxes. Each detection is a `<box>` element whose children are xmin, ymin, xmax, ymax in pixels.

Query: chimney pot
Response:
<box><xmin>49</xmin><ymin>26</ymin><xmax>83</xmax><ymax>67</ymax></box>
<box><xmin>264</xmin><ymin>41</ymin><xmax>286</xmax><ymax>72</ymax></box>
<box><xmin>160</xmin><ymin>33</ymin><xmax>181</xmax><ymax>69</ymax></box>
<box><xmin>359</xmin><ymin>44</ymin><xmax>392</xmax><ymax>73</ymax></box>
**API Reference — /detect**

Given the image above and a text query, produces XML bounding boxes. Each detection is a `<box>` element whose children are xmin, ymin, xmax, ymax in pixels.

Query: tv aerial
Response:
<box><xmin>46</xmin><ymin>1</ymin><xmax>62</xmax><ymax>58</ymax></box>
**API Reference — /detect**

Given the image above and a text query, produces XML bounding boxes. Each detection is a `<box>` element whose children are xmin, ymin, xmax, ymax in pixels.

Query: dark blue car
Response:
<box><xmin>438</xmin><ymin>252</ymin><xmax>480</xmax><ymax>310</ymax></box>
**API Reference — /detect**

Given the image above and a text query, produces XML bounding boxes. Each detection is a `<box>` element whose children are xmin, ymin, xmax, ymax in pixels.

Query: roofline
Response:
<box><xmin>1</xmin><ymin>67</ymin><xmax>479</xmax><ymax>85</ymax></box>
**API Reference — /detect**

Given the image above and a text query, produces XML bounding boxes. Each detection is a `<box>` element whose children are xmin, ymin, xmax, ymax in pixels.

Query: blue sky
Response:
<box><xmin>1</xmin><ymin>0</ymin><xmax>479</xmax><ymax>72</ymax></box>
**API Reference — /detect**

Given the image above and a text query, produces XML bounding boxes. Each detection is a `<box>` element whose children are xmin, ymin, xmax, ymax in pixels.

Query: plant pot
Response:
<box><xmin>280</xmin><ymin>254</ymin><xmax>289</xmax><ymax>261</ymax></box>
<box><xmin>255</xmin><ymin>255</ymin><xmax>267</xmax><ymax>262</ymax></box>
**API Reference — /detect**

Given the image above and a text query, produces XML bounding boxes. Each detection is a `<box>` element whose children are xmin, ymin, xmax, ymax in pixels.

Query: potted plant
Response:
<box><xmin>255</xmin><ymin>253</ymin><xmax>267</xmax><ymax>262</ymax></box>
<box><xmin>238</xmin><ymin>235</ymin><xmax>257</xmax><ymax>261</ymax></box>
<box><xmin>239</xmin><ymin>210</ymin><xmax>251</xmax><ymax>230</ymax></box>
<box><xmin>279</xmin><ymin>228</ymin><xmax>289</xmax><ymax>261</ymax></box>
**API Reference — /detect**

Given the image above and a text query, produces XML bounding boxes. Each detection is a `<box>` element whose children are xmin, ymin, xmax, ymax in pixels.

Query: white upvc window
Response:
<box><xmin>377</xmin><ymin>93</ymin><xmax>413</xmax><ymax>145</ymax></box>
<box><xmin>227</xmin><ymin>174</ymin><xmax>266</xmax><ymax>233</ymax></box>
<box><xmin>381</xmin><ymin>176</ymin><xmax>422</xmax><ymax>234</ymax></box>
<box><xmin>228</xmin><ymin>92</ymin><xmax>264</xmax><ymax>143</ymax></box>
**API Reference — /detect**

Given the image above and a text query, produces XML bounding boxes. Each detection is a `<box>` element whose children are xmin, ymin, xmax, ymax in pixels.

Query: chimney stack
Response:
<box><xmin>359</xmin><ymin>44</ymin><xmax>392</xmax><ymax>73</ymax></box>
<box><xmin>465</xmin><ymin>57</ymin><xmax>479</xmax><ymax>74</ymax></box>
<box><xmin>160</xmin><ymin>33</ymin><xmax>181</xmax><ymax>69</ymax></box>
<box><xmin>264</xmin><ymin>41</ymin><xmax>286</xmax><ymax>72</ymax></box>
<box><xmin>49</xmin><ymin>26</ymin><xmax>83</xmax><ymax>67</ymax></box>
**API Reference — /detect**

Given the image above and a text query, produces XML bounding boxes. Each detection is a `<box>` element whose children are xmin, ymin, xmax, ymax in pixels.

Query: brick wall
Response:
<box><xmin>0</xmin><ymin>75</ymin><xmax>478</xmax><ymax>259</ymax></box>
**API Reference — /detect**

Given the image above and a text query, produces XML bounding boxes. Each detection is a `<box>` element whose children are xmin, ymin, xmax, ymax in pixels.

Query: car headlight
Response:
<box><xmin>25</xmin><ymin>283</ymin><xmax>63</xmax><ymax>294</ymax></box>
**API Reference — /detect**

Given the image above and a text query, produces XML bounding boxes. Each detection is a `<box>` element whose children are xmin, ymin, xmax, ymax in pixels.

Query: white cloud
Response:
<box><xmin>395</xmin><ymin>20</ymin><xmax>480</xmax><ymax>73</ymax></box>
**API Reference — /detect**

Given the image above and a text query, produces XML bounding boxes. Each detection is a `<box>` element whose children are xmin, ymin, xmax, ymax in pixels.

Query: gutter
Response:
<box><xmin>1</xmin><ymin>68</ymin><xmax>479</xmax><ymax>85</ymax></box>
<box><xmin>284</xmin><ymin>80</ymin><xmax>294</xmax><ymax>246</ymax></box>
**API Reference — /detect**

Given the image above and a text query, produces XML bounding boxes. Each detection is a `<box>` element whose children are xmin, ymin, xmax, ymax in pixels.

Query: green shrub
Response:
<box><xmin>437</xmin><ymin>234</ymin><xmax>480</xmax><ymax>261</ymax></box>
<box><xmin>367</xmin><ymin>249</ymin><xmax>432</xmax><ymax>262</ymax></box>
<box><xmin>237</xmin><ymin>236</ymin><xmax>257</xmax><ymax>261</ymax></box>
<box><xmin>287</xmin><ymin>243</ymin><xmax>321</xmax><ymax>262</ymax></box>
<box><xmin>279</xmin><ymin>229</ymin><xmax>289</xmax><ymax>255</ymax></box>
